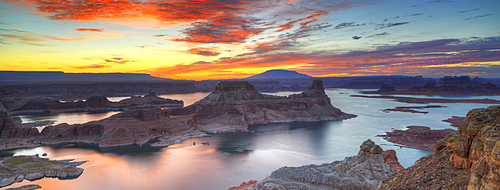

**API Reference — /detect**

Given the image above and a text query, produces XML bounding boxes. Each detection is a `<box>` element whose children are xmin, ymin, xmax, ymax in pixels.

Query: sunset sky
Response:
<box><xmin>1</xmin><ymin>0</ymin><xmax>499</xmax><ymax>80</ymax></box>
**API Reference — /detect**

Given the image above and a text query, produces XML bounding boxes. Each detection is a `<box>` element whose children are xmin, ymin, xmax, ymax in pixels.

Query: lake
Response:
<box><xmin>3</xmin><ymin>89</ymin><xmax>499</xmax><ymax>190</ymax></box>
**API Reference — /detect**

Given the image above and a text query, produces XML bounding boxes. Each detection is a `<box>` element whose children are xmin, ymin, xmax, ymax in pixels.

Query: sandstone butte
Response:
<box><xmin>0</xmin><ymin>80</ymin><xmax>356</xmax><ymax>149</ymax></box>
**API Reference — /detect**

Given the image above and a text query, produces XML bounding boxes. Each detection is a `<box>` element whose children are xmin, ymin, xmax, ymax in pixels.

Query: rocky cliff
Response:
<box><xmin>0</xmin><ymin>102</ymin><xmax>38</xmax><ymax>139</ymax></box>
<box><xmin>379</xmin><ymin>105</ymin><xmax>500</xmax><ymax>189</ymax></box>
<box><xmin>246</xmin><ymin>139</ymin><xmax>401</xmax><ymax>190</ymax></box>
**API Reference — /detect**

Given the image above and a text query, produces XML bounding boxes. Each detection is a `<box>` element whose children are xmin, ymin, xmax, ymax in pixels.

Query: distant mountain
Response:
<box><xmin>246</xmin><ymin>69</ymin><xmax>313</xmax><ymax>80</ymax></box>
<box><xmin>0</xmin><ymin>71</ymin><xmax>170</xmax><ymax>82</ymax></box>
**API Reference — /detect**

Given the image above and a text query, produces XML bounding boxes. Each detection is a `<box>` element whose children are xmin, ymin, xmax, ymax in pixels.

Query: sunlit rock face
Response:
<box><xmin>247</xmin><ymin>139</ymin><xmax>400</xmax><ymax>190</ymax></box>
<box><xmin>379</xmin><ymin>105</ymin><xmax>500</xmax><ymax>190</ymax></box>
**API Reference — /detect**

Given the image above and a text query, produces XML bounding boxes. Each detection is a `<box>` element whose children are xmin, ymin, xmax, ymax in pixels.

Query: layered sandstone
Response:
<box><xmin>246</xmin><ymin>139</ymin><xmax>401</xmax><ymax>190</ymax></box>
<box><xmin>177</xmin><ymin>80</ymin><xmax>355</xmax><ymax>133</ymax></box>
<box><xmin>379</xmin><ymin>105</ymin><xmax>500</xmax><ymax>189</ymax></box>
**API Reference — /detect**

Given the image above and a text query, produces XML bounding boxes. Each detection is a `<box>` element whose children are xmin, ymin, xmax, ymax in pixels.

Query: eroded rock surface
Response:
<box><xmin>379</xmin><ymin>105</ymin><xmax>500</xmax><ymax>189</ymax></box>
<box><xmin>0</xmin><ymin>102</ymin><xmax>39</xmax><ymax>149</ymax></box>
<box><xmin>247</xmin><ymin>139</ymin><xmax>400</xmax><ymax>190</ymax></box>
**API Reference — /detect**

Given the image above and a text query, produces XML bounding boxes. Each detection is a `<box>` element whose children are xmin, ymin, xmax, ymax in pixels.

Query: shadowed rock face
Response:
<box><xmin>0</xmin><ymin>102</ymin><xmax>38</xmax><ymax>139</ymax></box>
<box><xmin>379</xmin><ymin>105</ymin><xmax>500</xmax><ymax>189</ymax></box>
<box><xmin>247</xmin><ymin>139</ymin><xmax>400</xmax><ymax>190</ymax></box>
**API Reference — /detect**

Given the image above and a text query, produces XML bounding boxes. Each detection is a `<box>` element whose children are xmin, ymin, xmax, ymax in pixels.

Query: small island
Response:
<box><xmin>0</xmin><ymin>156</ymin><xmax>86</xmax><ymax>188</ymax></box>
<box><xmin>378</xmin><ymin>126</ymin><xmax>456</xmax><ymax>150</ymax></box>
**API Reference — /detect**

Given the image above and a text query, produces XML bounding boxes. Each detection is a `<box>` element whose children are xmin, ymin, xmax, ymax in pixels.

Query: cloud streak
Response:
<box><xmin>74</xmin><ymin>28</ymin><xmax>105</xmax><ymax>32</ymax></box>
<box><xmin>144</xmin><ymin>37</ymin><xmax>500</xmax><ymax>79</ymax></box>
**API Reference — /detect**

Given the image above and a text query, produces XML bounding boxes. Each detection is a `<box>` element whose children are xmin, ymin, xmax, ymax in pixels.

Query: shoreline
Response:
<box><xmin>351</xmin><ymin>94</ymin><xmax>500</xmax><ymax>104</ymax></box>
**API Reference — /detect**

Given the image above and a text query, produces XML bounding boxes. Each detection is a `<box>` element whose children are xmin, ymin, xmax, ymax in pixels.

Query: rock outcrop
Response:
<box><xmin>6</xmin><ymin>93</ymin><xmax>183</xmax><ymax>114</ymax></box>
<box><xmin>247</xmin><ymin>139</ymin><xmax>400</xmax><ymax>190</ymax></box>
<box><xmin>0</xmin><ymin>102</ymin><xmax>38</xmax><ymax>139</ymax></box>
<box><xmin>0</xmin><ymin>156</ymin><xmax>86</xmax><ymax>188</ymax></box>
<box><xmin>380</xmin><ymin>126</ymin><xmax>456</xmax><ymax>150</ymax></box>
<box><xmin>377</xmin><ymin>83</ymin><xmax>396</xmax><ymax>92</ymax></box>
<box><xmin>118</xmin><ymin>92</ymin><xmax>183</xmax><ymax>107</ymax></box>
<box><xmin>6</xmin><ymin>80</ymin><xmax>353</xmax><ymax>148</ymax></box>
<box><xmin>379</xmin><ymin>105</ymin><xmax>500</xmax><ymax>189</ymax></box>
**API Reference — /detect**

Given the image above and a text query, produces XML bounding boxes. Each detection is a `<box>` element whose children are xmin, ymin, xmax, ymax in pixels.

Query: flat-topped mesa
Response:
<box><xmin>213</xmin><ymin>81</ymin><xmax>265</xmax><ymax>103</ymax></box>
<box><xmin>195</xmin><ymin>81</ymin><xmax>281</xmax><ymax>105</ymax></box>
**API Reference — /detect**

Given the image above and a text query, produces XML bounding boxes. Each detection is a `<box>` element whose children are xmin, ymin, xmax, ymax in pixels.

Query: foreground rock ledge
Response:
<box><xmin>379</xmin><ymin>105</ymin><xmax>500</xmax><ymax>189</ymax></box>
<box><xmin>0</xmin><ymin>80</ymin><xmax>355</xmax><ymax>149</ymax></box>
<box><xmin>0</xmin><ymin>156</ymin><xmax>86</xmax><ymax>188</ymax></box>
<box><xmin>240</xmin><ymin>139</ymin><xmax>402</xmax><ymax>190</ymax></box>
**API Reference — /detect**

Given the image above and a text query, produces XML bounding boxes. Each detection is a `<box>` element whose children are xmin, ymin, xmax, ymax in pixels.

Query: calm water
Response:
<box><xmin>3</xmin><ymin>89</ymin><xmax>499</xmax><ymax>190</ymax></box>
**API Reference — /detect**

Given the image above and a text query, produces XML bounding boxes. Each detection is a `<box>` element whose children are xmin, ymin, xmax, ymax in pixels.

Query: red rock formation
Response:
<box><xmin>382</xmin><ymin>150</ymin><xmax>404</xmax><ymax>170</ymax></box>
<box><xmin>442</xmin><ymin>116</ymin><xmax>465</xmax><ymax>127</ymax></box>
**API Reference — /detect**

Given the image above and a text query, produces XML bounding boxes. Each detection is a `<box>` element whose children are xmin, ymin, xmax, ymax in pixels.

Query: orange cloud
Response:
<box><xmin>187</xmin><ymin>47</ymin><xmax>220</xmax><ymax>57</ymax></box>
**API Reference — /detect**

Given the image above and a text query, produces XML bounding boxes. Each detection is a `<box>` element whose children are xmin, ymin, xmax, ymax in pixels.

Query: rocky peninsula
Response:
<box><xmin>0</xmin><ymin>156</ymin><xmax>86</xmax><ymax>188</ymax></box>
<box><xmin>235</xmin><ymin>139</ymin><xmax>402</xmax><ymax>190</ymax></box>
<box><xmin>0</xmin><ymin>80</ymin><xmax>355</xmax><ymax>149</ymax></box>
<box><xmin>378</xmin><ymin>126</ymin><xmax>456</xmax><ymax>150</ymax></box>
<box><xmin>3</xmin><ymin>92</ymin><xmax>183</xmax><ymax>114</ymax></box>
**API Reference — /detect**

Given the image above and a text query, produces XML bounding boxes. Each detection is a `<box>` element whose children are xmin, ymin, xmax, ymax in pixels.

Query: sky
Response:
<box><xmin>0</xmin><ymin>0</ymin><xmax>499</xmax><ymax>80</ymax></box>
